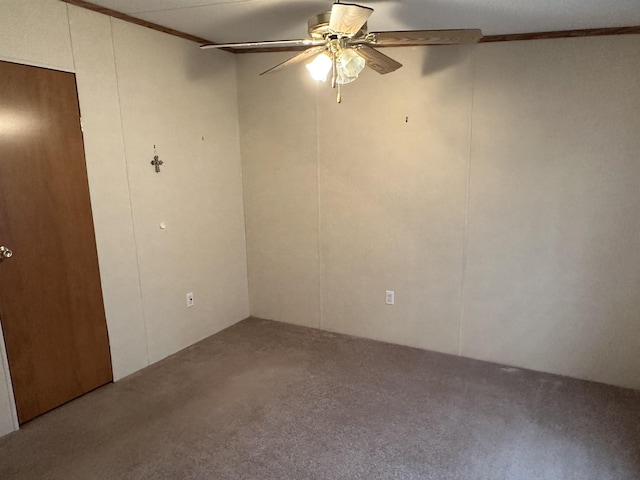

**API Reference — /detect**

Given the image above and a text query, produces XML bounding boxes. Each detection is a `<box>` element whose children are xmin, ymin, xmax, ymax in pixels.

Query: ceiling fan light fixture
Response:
<box><xmin>336</xmin><ymin>48</ymin><xmax>365</xmax><ymax>84</ymax></box>
<box><xmin>306</xmin><ymin>52</ymin><xmax>333</xmax><ymax>82</ymax></box>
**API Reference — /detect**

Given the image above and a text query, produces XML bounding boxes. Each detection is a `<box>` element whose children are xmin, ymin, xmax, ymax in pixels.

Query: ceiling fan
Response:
<box><xmin>200</xmin><ymin>1</ymin><xmax>482</xmax><ymax>103</ymax></box>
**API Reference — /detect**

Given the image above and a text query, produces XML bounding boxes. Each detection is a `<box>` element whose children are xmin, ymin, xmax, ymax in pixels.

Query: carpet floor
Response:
<box><xmin>0</xmin><ymin>317</ymin><xmax>638</xmax><ymax>479</ymax></box>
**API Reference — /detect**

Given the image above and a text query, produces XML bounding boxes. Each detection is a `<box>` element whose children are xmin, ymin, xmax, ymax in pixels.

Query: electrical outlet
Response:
<box><xmin>385</xmin><ymin>290</ymin><xmax>395</xmax><ymax>305</ymax></box>
<box><xmin>186</xmin><ymin>292</ymin><xmax>194</xmax><ymax>308</ymax></box>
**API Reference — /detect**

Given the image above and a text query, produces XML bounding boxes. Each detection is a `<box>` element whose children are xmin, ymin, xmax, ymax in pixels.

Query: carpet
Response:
<box><xmin>0</xmin><ymin>317</ymin><xmax>638</xmax><ymax>479</ymax></box>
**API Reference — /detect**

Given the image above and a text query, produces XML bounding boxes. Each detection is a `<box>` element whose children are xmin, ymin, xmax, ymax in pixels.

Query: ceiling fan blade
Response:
<box><xmin>200</xmin><ymin>39</ymin><xmax>325</xmax><ymax>50</ymax></box>
<box><xmin>329</xmin><ymin>3</ymin><xmax>373</xmax><ymax>35</ymax></box>
<box><xmin>260</xmin><ymin>46</ymin><xmax>328</xmax><ymax>75</ymax></box>
<box><xmin>371</xmin><ymin>29</ymin><xmax>483</xmax><ymax>46</ymax></box>
<box><xmin>356</xmin><ymin>45</ymin><xmax>402</xmax><ymax>74</ymax></box>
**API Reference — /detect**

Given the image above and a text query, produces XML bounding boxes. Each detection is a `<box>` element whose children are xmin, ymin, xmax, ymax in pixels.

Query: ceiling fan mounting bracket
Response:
<box><xmin>308</xmin><ymin>11</ymin><xmax>332</xmax><ymax>38</ymax></box>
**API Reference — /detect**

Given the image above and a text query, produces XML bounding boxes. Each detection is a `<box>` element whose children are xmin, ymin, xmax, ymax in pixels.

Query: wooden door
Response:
<box><xmin>0</xmin><ymin>60</ymin><xmax>112</xmax><ymax>424</ymax></box>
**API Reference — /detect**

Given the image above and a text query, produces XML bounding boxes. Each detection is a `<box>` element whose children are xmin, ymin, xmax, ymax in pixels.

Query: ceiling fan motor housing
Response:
<box><xmin>308</xmin><ymin>11</ymin><xmax>368</xmax><ymax>39</ymax></box>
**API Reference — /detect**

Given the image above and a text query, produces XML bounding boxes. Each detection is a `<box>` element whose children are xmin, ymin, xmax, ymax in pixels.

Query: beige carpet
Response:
<box><xmin>0</xmin><ymin>317</ymin><xmax>638</xmax><ymax>479</ymax></box>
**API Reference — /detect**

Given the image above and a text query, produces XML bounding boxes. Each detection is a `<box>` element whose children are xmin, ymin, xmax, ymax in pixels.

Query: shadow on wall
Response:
<box><xmin>183</xmin><ymin>39</ymin><xmax>239</xmax><ymax>83</ymax></box>
<box><xmin>418</xmin><ymin>46</ymin><xmax>471</xmax><ymax>77</ymax></box>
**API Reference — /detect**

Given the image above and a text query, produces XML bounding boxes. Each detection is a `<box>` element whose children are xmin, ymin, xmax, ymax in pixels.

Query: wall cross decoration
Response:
<box><xmin>151</xmin><ymin>155</ymin><xmax>163</xmax><ymax>173</ymax></box>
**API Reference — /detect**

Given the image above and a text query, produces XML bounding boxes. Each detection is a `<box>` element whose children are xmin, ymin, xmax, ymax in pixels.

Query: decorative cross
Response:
<box><xmin>150</xmin><ymin>155</ymin><xmax>163</xmax><ymax>173</ymax></box>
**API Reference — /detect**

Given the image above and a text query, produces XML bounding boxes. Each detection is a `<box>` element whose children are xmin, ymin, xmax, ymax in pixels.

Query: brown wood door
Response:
<box><xmin>0</xmin><ymin>60</ymin><xmax>112</xmax><ymax>424</ymax></box>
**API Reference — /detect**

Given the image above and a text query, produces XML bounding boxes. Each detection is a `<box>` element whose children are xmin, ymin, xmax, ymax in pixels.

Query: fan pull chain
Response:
<box><xmin>331</xmin><ymin>51</ymin><xmax>337</xmax><ymax>89</ymax></box>
<box><xmin>337</xmin><ymin>83</ymin><xmax>342</xmax><ymax>104</ymax></box>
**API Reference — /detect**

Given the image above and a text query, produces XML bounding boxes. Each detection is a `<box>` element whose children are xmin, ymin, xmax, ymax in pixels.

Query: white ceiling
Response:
<box><xmin>88</xmin><ymin>0</ymin><xmax>640</xmax><ymax>43</ymax></box>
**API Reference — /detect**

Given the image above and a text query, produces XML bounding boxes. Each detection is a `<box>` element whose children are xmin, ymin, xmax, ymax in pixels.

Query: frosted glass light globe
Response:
<box><xmin>306</xmin><ymin>53</ymin><xmax>332</xmax><ymax>82</ymax></box>
<box><xmin>337</xmin><ymin>48</ymin><xmax>365</xmax><ymax>84</ymax></box>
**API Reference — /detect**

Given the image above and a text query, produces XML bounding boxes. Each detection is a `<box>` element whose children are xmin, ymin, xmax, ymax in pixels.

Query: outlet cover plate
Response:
<box><xmin>385</xmin><ymin>290</ymin><xmax>395</xmax><ymax>305</ymax></box>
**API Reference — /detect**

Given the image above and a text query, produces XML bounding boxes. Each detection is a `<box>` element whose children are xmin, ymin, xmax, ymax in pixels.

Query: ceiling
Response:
<box><xmin>85</xmin><ymin>0</ymin><xmax>640</xmax><ymax>44</ymax></box>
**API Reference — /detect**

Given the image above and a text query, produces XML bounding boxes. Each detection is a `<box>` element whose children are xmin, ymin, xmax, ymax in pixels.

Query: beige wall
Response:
<box><xmin>238</xmin><ymin>35</ymin><xmax>640</xmax><ymax>390</ymax></box>
<box><xmin>462</xmin><ymin>36</ymin><xmax>640</xmax><ymax>388</ymax></box>
<box><xmin>0</xmin><ymin>0</ymin><xmax>249</xmax><ymax>437</ymax></box>
<box><xmin>109</xmin><ymin>18</ymin><xmax>249</xmax><ymax>363</ymax></box>
<box><xmin>238</xmin><ymin>55</ymin><xmax>321</xmax><ymax>328</ymax></box>
<box><xmin>317</xmin><ymin>47</ymin><xmax>473</xmax><ymax>353</ymax></box>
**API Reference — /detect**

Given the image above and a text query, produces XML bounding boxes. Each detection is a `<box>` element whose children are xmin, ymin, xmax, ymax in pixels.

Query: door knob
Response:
<box><xmin>0</xmin><ymin>246</ymin><xmax>13</xmax><ymax>259</ymax></box>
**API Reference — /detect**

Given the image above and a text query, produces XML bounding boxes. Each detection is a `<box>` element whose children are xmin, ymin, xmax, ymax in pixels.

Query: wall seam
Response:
<box><xmin>65</xmin><ymin>4</ymin><xmax>78</xmax><ymax>72</ymax></box>
<box><xmin>234</xmin><ymin>55</ymin><xmax>253</xmax><ymax>318</ymax></box>
<box><xmin>457</xmin><ymin>45</ymin><xmax>477</xmax><ymax>356</ymax></box>
<box><xmin>109</xmin><ymin>17</ymin><xmax>151</xmax><ymax>366</ymax></box>
<box><xmin>315</xmin><ymin>82</ymin><xmax>323</xmax><ymax>330</ymax></box>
